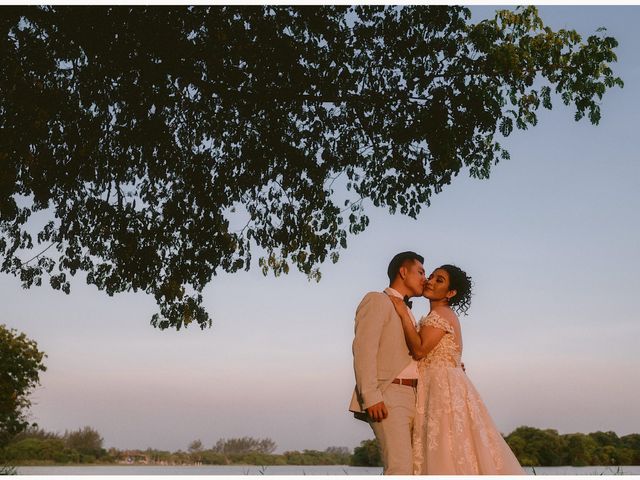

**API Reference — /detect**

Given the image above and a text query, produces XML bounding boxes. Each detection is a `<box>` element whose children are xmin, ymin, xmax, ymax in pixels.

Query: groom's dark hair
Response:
<box><xmin>387</xmin><ymin>251</ymin><xmax>424</xmax><ymax>283</ymax></box>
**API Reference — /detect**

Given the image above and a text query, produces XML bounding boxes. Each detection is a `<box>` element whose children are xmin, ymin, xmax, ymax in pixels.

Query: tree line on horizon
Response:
<box><xmin>2</xmin><ymin>426</ymin><xmax>640</xmax><ymax>468</ymax></box>
<box><xmin>505</xmin><ymin>426</ymin><xmax>640</xmax><ymax>467</ymax></box>
<box><xmin>2</xmin><ymin>325</ymin><xmax>638</xmax><ymax>469</ymax></box>
<box><xmin>0</xmin><ymin>428</ymin><xmax>352</xmax><ymax>467</ymax></box>
<box><xmin>353</xmin><ymin>427</ymin><xmax>640</xmax><ymax>468</ymax></box>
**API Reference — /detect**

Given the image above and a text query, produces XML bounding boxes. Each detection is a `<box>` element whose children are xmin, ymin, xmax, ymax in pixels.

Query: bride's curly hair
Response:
<box><xmin>439</xmin><ymin>264</ymin><xmax>473</xmax><ymax>316</ymax></box>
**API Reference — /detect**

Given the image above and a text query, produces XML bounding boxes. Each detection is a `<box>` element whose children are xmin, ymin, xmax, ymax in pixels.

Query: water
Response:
<box><xmin>16</xmin><ymin>465</ymin><xmax>379</xmax><ymax>475</ymax></box>
<box><xmin>14</xmin><ymin>464</ymin><xmax>640</xmax><ymax>475</ymax></box>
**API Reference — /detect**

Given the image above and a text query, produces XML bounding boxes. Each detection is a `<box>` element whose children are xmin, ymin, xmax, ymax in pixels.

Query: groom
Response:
<box><xmin>349</xmin><ymin>251</ymin><xmax>426</xmax><ymax>475</ymax></box>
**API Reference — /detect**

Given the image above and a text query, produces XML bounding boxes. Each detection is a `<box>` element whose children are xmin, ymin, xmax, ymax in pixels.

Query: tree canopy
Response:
<box><xmin>0</xmin><ymin>324</ymin><xmax>46</xmax><ymax>449</ymax></box>
<box><xmin>0</xmin><ymin>6</ymin><xmax>623</xmax><ymax>329</ymax></box>
<box><xmin>505</xmin><ymin>426</ymin><xmax>640</xmax><ymax>467</ymax></box>
<box><xmin>351</xmin><ymin>438</ymin><xmax>383</xmax><ymax>467</ymax></box>
<box><xmin>213</xmin><ymin>436</ymin><xmax>277</xmax><ymax>456</ymax></box>
<box><xmin>63</xmin><ymin>426</ymin><xmax>104</xmax><ymax>459</ymax></box>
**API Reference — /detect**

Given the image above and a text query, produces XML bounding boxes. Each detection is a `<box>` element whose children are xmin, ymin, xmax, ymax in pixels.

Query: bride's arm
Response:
<box><xmin>388</xmin><ymin>296</ymin><xmax>446</xmax><ymax>359</ymax></box>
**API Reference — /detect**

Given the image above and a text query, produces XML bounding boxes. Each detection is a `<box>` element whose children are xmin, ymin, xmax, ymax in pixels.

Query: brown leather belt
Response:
<box><xmin>392</xmin><ymin>378</ymin><xmax>418</xmax><ymax>387</ymax></box>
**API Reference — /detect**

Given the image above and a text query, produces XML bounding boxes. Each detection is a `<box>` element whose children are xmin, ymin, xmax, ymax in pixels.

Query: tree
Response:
<box><xmin>63</xmin><ymin>426</ymin><xmax>104</xmax><ymax>460</ymax></box>
<box><xmin>0</xmin><ymin>324</ymin><xmax>47</xmax><ymax>448</ymax></box>
<box><xmin>324</xmin><ymin>446</ymin><xmax>351</xmax><ymax>464</ymax></box>
<box><xmin>350</xmin><ymin>438</ymin><xmax>382</xmax><ymax>467</ymax></box>
<box><xmin>0</xmin><ymin>6</ymin><xmax>622</xmax><ymax>329</ymax></box>
<box><xmin>589</xmin><ymin>430</ymin><xmax>620</xmax><ymax>448</ymax></box>
<box><xmin>564</xmin><ymin>433</ymin><xmax>598</xmax><ymax>466</ymax></box>
<box><xmin>504</xmin><ymin>426</ymin><xmax>566</xmax><ymax>466</ymax></box>
<box><xmin>213</xmin><ymin>436</ymin><xmax>277</xmax><ymax>456</ymax></box>
<box><xmin>188</xmin><ymin>438</ymin><xmax>203</xmax><ymax>463</ymax></box>
<box><xmin>188</xmin><ymin>439</ymin><xmax>203</xmax><ymax>453</ymax></box>
<box><xmin>621</xmin><ymin>434</ymin><xmax>640</xmax><ymax>465</ymax></box>
<box><xmin>2</xmin><ymin>436</ymin><xmax>69</xmax><ymax>463</ymax></box>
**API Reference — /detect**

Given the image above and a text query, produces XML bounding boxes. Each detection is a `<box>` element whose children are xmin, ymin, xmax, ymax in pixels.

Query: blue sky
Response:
<box><xmin>2</xmin><ymin>6</ymin><xmax>639</xmax><ymax>453</ymax></box>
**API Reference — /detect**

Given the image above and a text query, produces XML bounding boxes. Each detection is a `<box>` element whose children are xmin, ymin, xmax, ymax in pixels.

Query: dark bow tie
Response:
<box><xmin>403</xmin><ymin>296</ymin><xmax>413</xmax><ymax>309</ymax></box>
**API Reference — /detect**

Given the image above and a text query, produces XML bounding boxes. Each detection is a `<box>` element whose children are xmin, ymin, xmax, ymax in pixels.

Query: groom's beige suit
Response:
<box><xmin>349</xmin><ymin>289</ymin><xmax>417</xmax><ymax>474</ymax></box>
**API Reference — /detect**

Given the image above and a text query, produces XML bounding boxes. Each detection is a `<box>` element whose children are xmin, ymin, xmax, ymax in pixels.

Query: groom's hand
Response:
<box><xmin>366</xmin><ymin>401</ymin><xmax>388</xmax><ymax>422</ymax></box>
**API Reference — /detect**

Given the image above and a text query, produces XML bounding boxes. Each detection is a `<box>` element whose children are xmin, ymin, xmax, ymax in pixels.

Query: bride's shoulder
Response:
<box><xmin>433</xmin><ymin>307</ymin><xmax>458</xmax><ymax>321</ymax></box>
<box><xmin>419</xmin><ymin>308</ymin><xmax>457</xmax><ymax>331</ymax></box>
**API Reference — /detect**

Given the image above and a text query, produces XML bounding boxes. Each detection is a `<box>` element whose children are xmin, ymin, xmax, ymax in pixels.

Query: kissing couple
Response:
<box><xmin>349</xmin><ymin>251</ymin><xmax>525</xmax><ymax>475</ymax></box>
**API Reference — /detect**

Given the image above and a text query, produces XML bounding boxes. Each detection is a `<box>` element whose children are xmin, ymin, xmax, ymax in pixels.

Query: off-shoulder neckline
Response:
<box><xmin>422</xmin><ymin>310</ymin><xmax>455</xmax><ymax>334</ymax></box>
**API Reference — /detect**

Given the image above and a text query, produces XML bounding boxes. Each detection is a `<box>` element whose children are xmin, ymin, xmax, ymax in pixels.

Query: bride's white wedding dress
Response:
<box><xmin>413</xmin><ymin>311</ymin><xmax>525</xmax><ymax>474</ymax></box>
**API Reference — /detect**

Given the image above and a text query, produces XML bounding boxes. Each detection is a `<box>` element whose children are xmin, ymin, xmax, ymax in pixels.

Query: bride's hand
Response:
<box><xmin>388</xmin><ymin>295</ymin><xmax>408</xmax><ymax>317</ymax></box>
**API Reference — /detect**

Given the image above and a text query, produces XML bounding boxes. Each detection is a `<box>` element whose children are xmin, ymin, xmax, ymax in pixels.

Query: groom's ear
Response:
<box><xmin>398</xmin><ymin>265</ymin><xmax>407</xmax><ymax>280</ymax></box>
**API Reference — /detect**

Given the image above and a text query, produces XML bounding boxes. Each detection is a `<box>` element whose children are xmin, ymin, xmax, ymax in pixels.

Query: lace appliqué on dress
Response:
<box><xmin>418</xmin><ymin>310</ymin><xmax>454</xmax><ymax>333</ymax></box>
<box><xmin>417</xmin><ymin>311</ymin><xmax>460</xmax><ymax>368</ymax></box>
<box><xmin>411</xmin><ymin>311</ymin><xmax>523</xmax><ymax>475</ymax></box>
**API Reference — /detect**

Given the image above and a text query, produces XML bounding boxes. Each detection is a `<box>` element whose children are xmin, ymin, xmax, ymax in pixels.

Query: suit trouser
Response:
<box><xmin>369</xmin><ymin>383</ymin><xmax>417</xmax><ymax>475</ymax></box>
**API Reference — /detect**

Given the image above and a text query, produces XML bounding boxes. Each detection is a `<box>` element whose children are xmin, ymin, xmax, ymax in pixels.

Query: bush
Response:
<box><xmin>200</xmin><ymin>450</ymin><xmax>227</xmax><ymax>465</ymax></box>
<box><xmin>3</xmin><ymin>437</ymin><xmax>67</xmax><ymax>462</ymax></box>
<box><xmin>350</xmin><ymin>439</ymin><xmax>382</xmax><ymax>467</ymax></box>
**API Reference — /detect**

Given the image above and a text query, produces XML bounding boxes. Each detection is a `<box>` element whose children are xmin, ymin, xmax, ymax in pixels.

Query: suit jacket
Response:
<box><xmin>349</xmin><ymin>291</ymin><xmax>413</xmax><ymax>419</ymax></box>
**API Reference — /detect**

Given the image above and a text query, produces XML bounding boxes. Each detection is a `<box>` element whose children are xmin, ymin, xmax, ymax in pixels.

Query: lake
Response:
<box><xmin>14</xmin><ymin>465</ymin><xmax>640</xmax><ymax>475</ymax></box>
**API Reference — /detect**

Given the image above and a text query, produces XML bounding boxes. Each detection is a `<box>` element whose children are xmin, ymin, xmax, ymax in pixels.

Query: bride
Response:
<box><xmin>389</xmin><ymin>264</ymin><xmax>525</xmax><ymax>475</ymax></box>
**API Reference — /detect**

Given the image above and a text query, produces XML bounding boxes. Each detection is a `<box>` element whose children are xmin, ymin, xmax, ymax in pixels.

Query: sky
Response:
<box><xmin>2</xmin><ymin>6</ymin><xmax>640</xmax><ymax>454</ymax></box>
